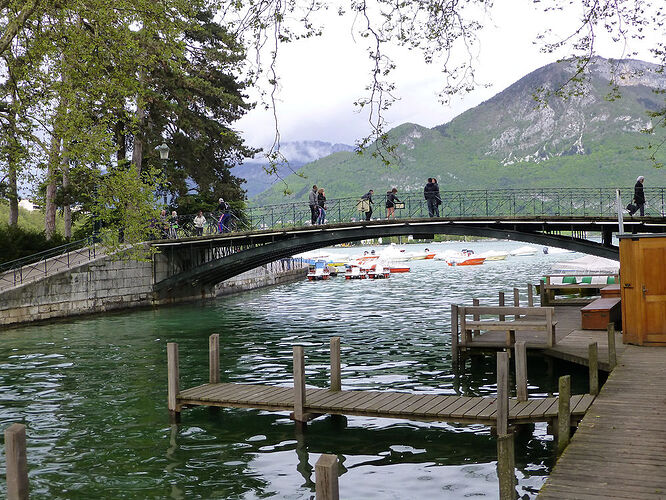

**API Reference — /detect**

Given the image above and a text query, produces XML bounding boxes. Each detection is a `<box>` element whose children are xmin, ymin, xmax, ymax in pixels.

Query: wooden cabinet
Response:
<box><xmin>620</xmin><ymin>235</ymin><xmax>666</xmax><ymax>345</ymax></box>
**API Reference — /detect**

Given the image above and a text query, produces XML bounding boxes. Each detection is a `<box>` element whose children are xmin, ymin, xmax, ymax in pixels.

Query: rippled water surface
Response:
<box><xmin>1</xmin><ymin>241</ymin><xmax>592</xmax><ymax>499</ymax></box>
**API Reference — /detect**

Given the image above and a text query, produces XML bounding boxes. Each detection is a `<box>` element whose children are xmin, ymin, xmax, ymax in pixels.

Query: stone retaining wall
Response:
<box><xmin>0</xmin><ymin>256</ymin><xmax>307</xmax><ymax>327</ymax></box>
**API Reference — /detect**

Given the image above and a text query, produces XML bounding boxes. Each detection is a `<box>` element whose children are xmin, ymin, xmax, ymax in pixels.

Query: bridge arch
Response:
<box><xmin>152</xmin><ymin>218</ymin><xmax>630</xmax><ymax>294</ymax></box>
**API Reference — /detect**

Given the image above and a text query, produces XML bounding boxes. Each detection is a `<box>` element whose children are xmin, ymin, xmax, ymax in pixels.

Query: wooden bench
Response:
<box><xmin>580</xmin><ymin>297</ymin><xmax>622</xmax><ymax>330</ymax></box>
<box><xmin>540</xmin><ymin>274</ymin><xmax>619</xmax><ymax>306</ymax></box>
<box><xmin>458</xmin><ymin>305</ymin><xmax>557</xmax><ymax>348</ymax></box>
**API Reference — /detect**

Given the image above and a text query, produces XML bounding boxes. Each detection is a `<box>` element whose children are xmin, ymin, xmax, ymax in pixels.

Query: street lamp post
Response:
<box><xmin>155</xmin><ymin>143</ymin><xmax>170</xmax><ymax>206</ymax></box>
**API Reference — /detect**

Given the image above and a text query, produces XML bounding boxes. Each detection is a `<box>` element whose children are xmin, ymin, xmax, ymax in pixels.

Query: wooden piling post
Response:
<box><xmin>497</xmin><ymin>432</ymin><xmax>516</xmax><ymax>500</ymax></box>
<box><xmin>293</xmin><ymin>345</ymin><xmax>307</xmax><ymax>422</ymax></box>
<box><xmin>497</xmin><ymin>351</ymin><xmax>509</xmax><ymax>436</ymax></box>
<box><xmin>498</xmin><ymin>291</ymin><xmax>505</xmax><ymax>321</ymax></box>
<box><xmin>451</xmin><ymin>304</ymin><xmax>459</xmax><ymax>369</ymax></box>
<box><xmin>588</xmin><ymin>342</ymin><xmax>599</xmax><ymax>396</ymax></box>
<box><xmin>539</xmin><ymin>280</ymin><xmax>545</xmax><ymax>306</ymax></box>
<box><xmin>515</xmin><ymin>341</ymin><xmax>528</xmax><ymax>402</ymax></box>
<box><xmin>513</xmin><ymin>288</ymin><xmax>520</xmax><ymax>319</ymax></box>
<box><xmin>527</xmin><ymin>283</ymin><xmax>534</xmax><ymax>307</ymax></box>
<box><xmin>5</xmin><ymin>423</ymin><xmax>29</xmax><ymax>500</ymax></box>
<box><xmin>607</xmin><ymin>323</ymin><xmax>617</xmax><ymax>370</ymax></box>
<box><xmin>557</xmin><ymin>375</ymin><xmax>571</xmax><ymax>455</ymax></box>
<box><xmin>209</xmin><ymin>334</ymin><xmax>220</xmax><ymax>384</ymax></box>
<box><xmin>473</xmin><ymin>298</ymin><xmax>480</xmax><ymax>336</ymax></box>
<box><xmin>315</xmin><ymin>453</ymin><xmax>340</xmax><ymax>500</ymax></box>
<box><xmin>167</xmin><ymin>342</ymin><xmax>181</xmax><ymax>423</ymax></box>
<box><xmin>330</xmin><ymin>337</ymin><xmax>341</xmax><ymax>391</ymax></box>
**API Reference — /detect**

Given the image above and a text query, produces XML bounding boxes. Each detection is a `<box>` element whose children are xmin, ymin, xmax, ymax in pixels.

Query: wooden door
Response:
<box><xmin>620</xmin><ymin>238</ymin><xmax>641</xmax><ymax>344</ymax></box>
<box><xmin>639</xmin><ymin>239</ymin><xmax>666</xmax><ymax>344</ymax></box>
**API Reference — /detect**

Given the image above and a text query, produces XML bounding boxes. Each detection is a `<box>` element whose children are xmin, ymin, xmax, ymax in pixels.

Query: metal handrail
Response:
<box><xmin>156</xmin><ymin>187</ymin><xmax>666</xmax><ymax>239</ymax></box>
<box><xmin>0</xmin><ymin>237</ymin><xmax>99</xmax><ymax>289</ymax></box>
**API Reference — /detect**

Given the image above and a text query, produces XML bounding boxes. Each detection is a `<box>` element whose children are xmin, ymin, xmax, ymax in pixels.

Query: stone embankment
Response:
<box><xmin>0</xmin><ymin>254</ymin><xmax>307</xmax><ymax>327</ymax></box>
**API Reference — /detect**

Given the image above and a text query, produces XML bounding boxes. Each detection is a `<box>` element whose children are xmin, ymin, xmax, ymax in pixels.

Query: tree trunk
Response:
<box><xmin>115</xmin><ymin>119</ymin><xmax>126</xmax><ymax>164</ymax></box>
<box><xmin>131</xmin><ymin>104</ymin><xmax>145</xmax><ymax>172</ymax></box>
<box><xmin>7</xmin><ymin>94</ymin><xmax>18</xmax><ymax>226</ymax></box>
<box><xmin>45</xmin><ymin>135</ymin><xmax>60</xmax><ymax>240</ymax></box>
<box><xmin>8</xmin><ymin>166</ymin><xmax>18</xmax><ymax>226</ymax></box>
<box><xmin>62</xmin><ymin>147</ymin><xmax>71</xmax><ymax>239</ymax></box>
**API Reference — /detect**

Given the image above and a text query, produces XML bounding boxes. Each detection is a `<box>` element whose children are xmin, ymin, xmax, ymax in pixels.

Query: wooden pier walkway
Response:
<box><xmin>538</xmin><ymin>345</ymin><xmax>666</xmax><ymax>499</ymax></box>
<box><xmin>178</xmin><ymin>382</ymin><xmax>595</xmax><ymax>425</ymax></box>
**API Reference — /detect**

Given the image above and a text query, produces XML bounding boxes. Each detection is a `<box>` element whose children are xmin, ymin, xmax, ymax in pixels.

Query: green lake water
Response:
<box><xmin>1</xmin><ymin>241</ymin><xmax>593</xmax><ymax>499</ymax></box>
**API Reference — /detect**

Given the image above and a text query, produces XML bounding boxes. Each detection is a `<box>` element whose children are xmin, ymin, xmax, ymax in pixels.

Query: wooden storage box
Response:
<box><xmin>600</xmin><ymin>284</ymin><xmax>621</xmax><ymax>298</ymax></box>
<box><xmin>581</xmin><ymin>298</ymin><xmax>621</xmax><ymax>330</ymax></box>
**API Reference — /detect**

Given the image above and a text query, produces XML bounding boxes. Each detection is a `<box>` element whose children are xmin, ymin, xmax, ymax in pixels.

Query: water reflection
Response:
<box><xmin>0</xmin><ymin>241</ymin><xmax>593</xmax><ymax>498</ymax></box>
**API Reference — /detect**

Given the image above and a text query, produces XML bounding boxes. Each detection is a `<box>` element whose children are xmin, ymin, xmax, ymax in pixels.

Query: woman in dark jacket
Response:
<box><xmin>385</xmin><ymin>188</ymin><xmax>400</xmax><ymax>219</ymax></box>
<box><xmin>316</xmin><ymin>188</ymin><xmax>326</xmax><ymax>224</ymax></box>
<box><xmin>631</xmin><ymin>176</ymin><xmax>645</xmax><ymax>216</ymax></box>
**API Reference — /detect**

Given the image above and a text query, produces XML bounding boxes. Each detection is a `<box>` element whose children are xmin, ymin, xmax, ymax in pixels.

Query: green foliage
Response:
<box><xmin>94</xmin><ymin>165</ymin><xmax>162</xmax><ymax>261</ymax></box>
<box><xmin>0</xmin><ymin>223</ymin><xmax>68</xmax><ymax>264</ymax></box>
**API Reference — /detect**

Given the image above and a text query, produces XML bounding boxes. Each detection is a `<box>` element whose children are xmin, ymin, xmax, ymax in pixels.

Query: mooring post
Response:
<box><xmin>498</xmin><ymin>291</ymin><xmax>505</xmax><ymax>322</ymax></box>
<box><xmin>5</xmin><ymin>423</ymin><xmax>29</xmax><ymax>500</ymax></box>
<box><xmin>497</xmin><ymin>351</ymin><xmax>509</xmax><ymax>436</ymax></box>
<box><xmin>515</xmin><ymin>341</ymin><xmax>528</xmax><ymax>402</ymax></box>
<box><xmin>588</xmin><ymin>342</ymin><xmax>599</xmax><ymax>396</ymax></box>
<box><xmin>513</xmin><ymin>288</ymin><xmax>520</xmax><ymax>319</ymax></box>
<box><xmin>607</xmin><ymin>323</ymin><xmax>617</xmax><ymax>370</ymax></box>
<box><xmin>209</xmin><ymin>334</ymin><xmax>220</xmax><ymax>384</ymax></box>
<box><xmin>315</xmin><ymin>453</ymin><xmax>340</xmax><ymax>500</ymax></box>
<box><xmin>167</xmin><ymin>342</ymin><xmax>181</xmax><ymax>423</ymax></box>
<box><xmin>450</xmin><ymin>304</ymin><xmax>459</xmax><ymax>370</ymax></box>
<box><xmin>473</xmin><ymin>298</ymin><xmax>480</xmax><ymax>336</ymax></box>
<box><xmin>527</xmin><ymin>283</ymin><xmax>534</xmax><ymax>307</ymax></box>
<box><xmin>497</xmin><ymin>432</ymin><xmax>516</xmax><ymax>500</ymax></box>
<box><xmin>293</xmin><ymin>345</ymin><xmax>307</xmax><ymax>422</ymax></box>
<box><xmin>557</xmin><ymin>375</ymin><xmax>571</xmax><ymax>455</ymax></box>
<box><xmin>330</xmin><ymin>337</ymin><xmax>341</xmax><ymax>391</ymax></box>
<box><xmin>539</xmin><ymin>279</ymin><xmax>545</xmax><ymax>306</ymax></box>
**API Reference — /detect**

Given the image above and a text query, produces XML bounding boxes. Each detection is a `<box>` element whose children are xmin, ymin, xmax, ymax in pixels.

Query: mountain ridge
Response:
<box><xmin>251</xmin><ymin>57</ymin><xmax>666</xmax><ymax>205</ymax></box>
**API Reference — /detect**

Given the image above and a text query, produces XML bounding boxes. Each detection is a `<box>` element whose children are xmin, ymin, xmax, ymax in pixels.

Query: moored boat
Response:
<box><xmin>447</xmin><ymin>256</ymin><xmax>486</xmax><ymax>266</ymax></box>
<box><xmin>367</xmin><ymin>264</ymin><xmax>391</xmax><ymax>279</ymax></box>
<box><xmin>344</xmin><ymin>265</ymin><xmax>366</xmax><ymax>279</ymax></box>
<box><xmin>307</xmin><ymin>260</ymin><xmax>331</xmax><ymax>280</ymax></box>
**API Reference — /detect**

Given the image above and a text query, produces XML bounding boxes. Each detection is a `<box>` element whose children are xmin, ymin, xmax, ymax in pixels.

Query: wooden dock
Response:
<box><xmin>538</xmin><ymin>345</ymin><xmax>666</xmax><ymax>499</ymax></box>
<box><xmin>177</xmin><ymin>382</ymin><xmax>595</xmax><ymax>425</ymax></box>
<box><xmin>455</xmin><ymin>304</ymin><xmax>623</xmax><ymax>371</ymax></box>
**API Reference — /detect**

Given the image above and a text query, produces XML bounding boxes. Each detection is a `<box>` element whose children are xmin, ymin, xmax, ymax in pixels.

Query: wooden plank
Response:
<box><xmin>450</xmin><ymin>397</ymin><xmax>486</xmax><ymax>419</ymax></box>
<box><xmin>436</xmin><ymin>396</ymin><xmax>474</xmax><ymax>417</ymax></box>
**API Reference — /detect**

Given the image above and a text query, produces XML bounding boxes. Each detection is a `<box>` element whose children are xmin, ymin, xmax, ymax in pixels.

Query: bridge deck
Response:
<box><xmin>178</xmin><ymin>383</ymin><xmax>594</xmax><ymax>425</ymax></box>
<box><xmin>538</xmin><ymin>345</ymin><xmax>666</xmax><ymax>499</ymax></box>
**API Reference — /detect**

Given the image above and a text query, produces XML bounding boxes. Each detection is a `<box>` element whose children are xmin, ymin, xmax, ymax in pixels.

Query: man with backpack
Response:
<box><xmin>360</xmin><ymin>189</ymin><xmax>375</xmax><ymax>221</ymax></box>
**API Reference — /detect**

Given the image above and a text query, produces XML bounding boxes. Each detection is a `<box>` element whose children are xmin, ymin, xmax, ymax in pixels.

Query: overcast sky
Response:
<box><xmin>236</xmin><ymin>1</ymin><xmax>662</xmax><ymax>150</ymax></box>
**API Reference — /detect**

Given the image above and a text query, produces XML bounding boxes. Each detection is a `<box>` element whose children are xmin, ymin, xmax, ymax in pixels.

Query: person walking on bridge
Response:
<box><xmin>386</xmin><ymin>188</ymin><xmax>400</xmax><ymax>219</ymax></box>
<box><xmin>424</xmin><ymin>178</ymin><xmax>439</xmax><ymax>217</ymax></box>
<box><xmin>361</xmin><ymin>189</ymin><xmax>375</xmax><ymax>221</ymax></box>
<box><xmin>309</xmin><ymin>185</ymin><xmax>318</xmax><ymax>225</ymax></box>
<box><xmin>629</xmin><ymin>175</ymin><xmax>645</xmax><ymax>216</ymax></box>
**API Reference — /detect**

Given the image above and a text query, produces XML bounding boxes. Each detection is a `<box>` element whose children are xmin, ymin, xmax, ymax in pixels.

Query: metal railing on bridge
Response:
<box><xmin>0</xmin><ymin>237</ymin><xmax>100</xmax><ymax>290</ymax></box>
<box><xmin>166</xmin><ymin>187</ymin><xmax>666</xmax><ymax>239</ymax></box>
